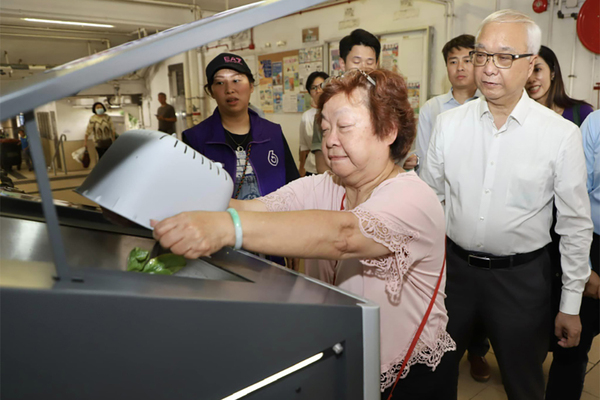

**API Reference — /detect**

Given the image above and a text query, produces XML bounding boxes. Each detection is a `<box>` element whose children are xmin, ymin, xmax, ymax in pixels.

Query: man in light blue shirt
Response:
<box><xmin>415</xmin><ymin>34</ymin><xmax>481</xmax><ymax>172</ymax></box>
<box><xmin>582</xmin><ymin>110</ymin><xmax>600</xmax><ymax>237</ymax></box>
<box><xmin>545</xmin><ymin>108</ymin><xmax>599</xmax><ymax>400</ymax></box>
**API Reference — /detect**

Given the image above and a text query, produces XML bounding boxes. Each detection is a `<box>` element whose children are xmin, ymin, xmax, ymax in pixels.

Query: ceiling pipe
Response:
<box><xmin>110</xmin><ymin>0</ymin><xmax>202</xmax><ymax>14</ymax></box>
<box><xmin>2</xmin><ymin>33</ymin><xmax>111</xmax><ymax>47</ymax></box>
<box><xmin>0</xmin><ymin>24</ymin><xmax>136</xmax><ymax>36</ymax></box>
<box><xmin>284</xmin><ymin>0</ymin><xmax>358</xmax><ymax>17</ymax></box>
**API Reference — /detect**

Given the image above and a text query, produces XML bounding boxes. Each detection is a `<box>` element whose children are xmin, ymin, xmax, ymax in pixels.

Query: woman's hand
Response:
<box><xmin>150</xmin><ymin>212</ymin><xmax>235</xmax><ymax>259</ymax></box>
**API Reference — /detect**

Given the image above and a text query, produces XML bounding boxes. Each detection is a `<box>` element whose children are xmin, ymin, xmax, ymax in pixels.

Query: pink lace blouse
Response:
<box><xmin>258</xmin><ymin>171</ymin><xmax>456</xmax><ymax>391</ymax></box>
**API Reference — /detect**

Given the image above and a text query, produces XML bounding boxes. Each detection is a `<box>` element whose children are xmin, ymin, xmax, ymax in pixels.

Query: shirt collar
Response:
<box><xmin>440</xmin><ymin>90</ymin><xmax>455</xmax><ymax>105</ymax></box>
<box><xmin>478</xmin><ymin>89</ymin><xmax>531</xmax><ymax>126</ymax></box>
<box><xmin>445</xmin><ymin>88</ymin><xmax>482</xmax><ymax>106</ymax></box>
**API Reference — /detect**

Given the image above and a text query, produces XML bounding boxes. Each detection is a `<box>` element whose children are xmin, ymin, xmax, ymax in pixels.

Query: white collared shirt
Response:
<box><xmin>299</xmin><ymin>108</ymin><xmax>317</xmax><ymax>174</ymax></box>
<box><xmin>415</xmin><ymin>89</ymin><xmax>482</xmax><ymax>170</ymax></box>
<box><xmin>421</xmin><ymin>90</ymin><xmax>593</xmax><ymax>315</ymax></box>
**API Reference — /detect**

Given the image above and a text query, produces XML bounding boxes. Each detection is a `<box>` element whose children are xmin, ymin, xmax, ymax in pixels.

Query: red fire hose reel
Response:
<box><xmin>577</xmin><ymin>0</ymin><xmax>600</xmax><ymax>54</ymax></box>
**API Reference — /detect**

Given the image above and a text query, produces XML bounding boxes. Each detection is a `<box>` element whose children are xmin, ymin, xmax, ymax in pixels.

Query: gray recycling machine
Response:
<box><xmin>0</xmin><ymin>1</ymin><xmax>380</xmax><ymax>399</ymax></box>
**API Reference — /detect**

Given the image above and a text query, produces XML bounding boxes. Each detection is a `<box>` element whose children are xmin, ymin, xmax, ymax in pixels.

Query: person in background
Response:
<box><xmin>422</xmin><ymin>10</ymin><xmax>593</xmax><ymax>399</ymax></box>
<box><xmin>526</xmin><ymin>45</ymin><xmax>593</xmax><ymax>126</ymax></box>
<box><xmin>415</xmin><ymin>34</ymin><xmax>481</xmax><ymax>175</ymax></box>
<box><xmin>299</xmin><ymin>71</ymin><xmax>329</xmax><ymax>177</ymax></box>
<box><xmin>526</xmin><ymin>46</ymin><xmax>598</xmax><ymax>400</ymax></box>
<box><xmin>311</xmin><ymin>29</ymin><xmax>381</xmax><ymax>174</ymax></box>
<box><xmin>153</xmin><ymin>69</ymin><xmax>456</xmax><ymax>399</ymax></box>
<box><xmin>182</xmin><ymin>52</ymin><xmax>299</xmax><ymax>201</ymax></box>
<box><xmin>18</xmin><ymin>128</ymin><xmax>32</xmax><ymax>171</ymax></box>
<box><xmin>156</xmin><ymin>92</ymin><xmax>177</xmax><ymax>134</ymax></box>
<box><xmin>84</xmin><ymin>102</ymin><xmax>115</xmax><ymax>160</ymax></box>
<box><xmin>417</xmin><ymin>33</ymin><xmax>489</xmax><ymax>383</ymax></box>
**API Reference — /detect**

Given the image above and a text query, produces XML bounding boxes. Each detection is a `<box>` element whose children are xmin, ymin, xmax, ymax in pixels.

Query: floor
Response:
<box><xmin>457</xmin><ymin>336</ymin><xmax>600</xmax><ymax>399</ymax></box>
<box><xmin>5</xmin><ymin>163</ymin><xmax>98</xmax><ymax>207</ymax></box>
<box><xmin>5</xmin><ymin>163</ymin><xmax>600</xmax><ymax>399</ymax></box>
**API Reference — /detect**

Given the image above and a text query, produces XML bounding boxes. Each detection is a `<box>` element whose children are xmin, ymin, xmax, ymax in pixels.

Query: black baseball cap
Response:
<box><xmin>206</xmin><ymin>53</ymin><xmax>253</xmax><ymax>84</ymax></box>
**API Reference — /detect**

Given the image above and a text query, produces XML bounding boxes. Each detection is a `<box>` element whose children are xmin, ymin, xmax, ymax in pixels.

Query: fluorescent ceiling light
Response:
<box><xmin>221</xmin><ymin>352</ymin><xmax>324</xmax><ymax>400</ymax></box>
<box><xmin>22</xmin><ymin>18</ymin><xmax>114</xmax><ymax>28</ymax></box>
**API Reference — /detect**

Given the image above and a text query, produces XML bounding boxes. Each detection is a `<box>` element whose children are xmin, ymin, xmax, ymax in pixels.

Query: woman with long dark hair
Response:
<box><xmin>526</xmin><ymin>45</ymin><xmax>593</xmax><ymax>126</ymax></box>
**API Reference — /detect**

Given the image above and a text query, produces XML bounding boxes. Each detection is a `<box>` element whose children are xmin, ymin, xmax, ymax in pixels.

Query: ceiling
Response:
<box><xmin>0</xmin><ymin>0</ymin><xmax>259</xmax><ymax>76</ymax></box>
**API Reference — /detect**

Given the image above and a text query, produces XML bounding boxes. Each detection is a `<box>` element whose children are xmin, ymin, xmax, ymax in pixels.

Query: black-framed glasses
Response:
<box><xmin>469</xmin><ymin>50</ymin><xmax>533</xmax><ymax>69</ymax></box>
<box><xmin>310</xmin><ymin>84</ymin><xmax>323</xmax><ymax>92</ymax></box>
<box><xmin>322</xmin><ymin>69</ymin><xmax>377</xmax><ymax>89</ymax></box>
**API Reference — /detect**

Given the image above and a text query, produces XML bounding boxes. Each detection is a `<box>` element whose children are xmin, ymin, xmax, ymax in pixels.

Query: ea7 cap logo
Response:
<box><xmin>206</xmin><ymin>52</ymin><xmax>253</xmax><ymax>83</ymax></box>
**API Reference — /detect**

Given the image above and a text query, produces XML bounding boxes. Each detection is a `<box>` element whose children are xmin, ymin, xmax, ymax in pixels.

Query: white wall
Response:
<box><xmin>192</xmin><ymin>0</ymin><xmax>597</xmax><ymax>167</ymax></box>
<box><xmin>143</xmin><ymin>53</ymin><xmax>187</xmax><ymax>134</ymax></box>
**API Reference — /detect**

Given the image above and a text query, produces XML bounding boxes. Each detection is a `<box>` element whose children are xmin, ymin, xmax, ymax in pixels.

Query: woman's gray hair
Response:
<box><xmin>476</xmin><ymin>9</ymin><xmax>542</xmax><ymax>54</ymax></box>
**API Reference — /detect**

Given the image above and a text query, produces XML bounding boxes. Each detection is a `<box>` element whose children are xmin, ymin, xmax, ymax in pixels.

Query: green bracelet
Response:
<box><xmin>226</xmin><ymin>208</ymin><xmax>243</xmax><ymax>250</ymax></box>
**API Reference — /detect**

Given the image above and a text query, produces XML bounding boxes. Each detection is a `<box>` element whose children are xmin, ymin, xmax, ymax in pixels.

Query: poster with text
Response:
<box><xmin>259</xmin><ymin>59</ymin><xmax>272</xmax><ymax>79</ymax></box>
<box><xmin>381</xmin><ymin>43</ymin><xmax>400</xmax><ymax>74</ymax></box>
<box><xmin>299</xmin><ymin>48</ymin><xmax>308</xmax><ymax>64</ymax></box>
<box><xmin>272</xmin><ymin>61</ymin><xmax>283</xmax><ymax>86</ymax></box>
<box><xmin>309</xmin><ymin>45</ymin><xmax>323</xmax><ymax>62</ymax></box>
<box><xmin>329</xmin><ymin>47</ymin><xmax>343</xmax><ymax>76</ymax></box>
<box><xmin>259</xmin><ymin>78</ymin><xmax>274</xmax><ymax>113</ymax></box>
<box><xmin>407</xmin><ymin>81</ymin><xmax>420</xmax><ymax>114</ymax></box>
<box><xmin>273</xmin><ymin>86</ymin><xmax>283</xmax><ymax>113</ymax></box>
<box><xmin>283</xmin><ymin>55</ymin><xmax>299</xmax><ymax>93</ymax></box>
<box><xmin>298</xmin><ymin>92</ymin><xmax>312</xmax><ymax>112</ymax></box>
<box><xmin>298</xmin><ymin>62</ymin><xmax>323</xmax><ymax>91</ymax></box>
<box><xmin>283</xmin><ymin>93</ymin><xmax>298</xmax><ymax>113</ymax></box>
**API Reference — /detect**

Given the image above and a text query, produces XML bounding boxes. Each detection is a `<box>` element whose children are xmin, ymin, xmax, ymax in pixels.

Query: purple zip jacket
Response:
<box><xmin>183</xmin><ymin>107</ymin><xmax>287</xmax><ymax>197</ymax></box>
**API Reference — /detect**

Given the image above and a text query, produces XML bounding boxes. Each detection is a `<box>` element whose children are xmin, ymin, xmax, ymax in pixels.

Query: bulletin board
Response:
<box><xmin>379</xmin><ymin>27</ymin><xmax>431</xmax><ymax>115</ymax></box>
<box><xmin>257</xmin><ymin>45</ymin><xmax>324</xmax><ymax>113</ymax></box>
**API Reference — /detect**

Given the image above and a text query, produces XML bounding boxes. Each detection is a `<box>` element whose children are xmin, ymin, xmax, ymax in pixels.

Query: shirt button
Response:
<box><xmin>477</xmin><ymin>244</ymin><xmax>483</xmax><ymax>248</ymax></box>
<box><xmin>485</xmin><ymin>189</ymin><xmax>490</xmax><ymax>194</ymax></box>
<box><xmin>480</xmin><ymin>217</ymin><xmax>484</xmax><ymax>220</ymax></box>
<box><xmin>490</xmin><ymin>161</ymin><xmax>495</xmax><ymax>166</ymax></box>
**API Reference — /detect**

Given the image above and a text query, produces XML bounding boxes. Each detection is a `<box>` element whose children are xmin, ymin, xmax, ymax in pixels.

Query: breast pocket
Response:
<box><xmin>506</xmin><ymin>164</ymin><xmax>549</xmax><ymax>211</ymax></box>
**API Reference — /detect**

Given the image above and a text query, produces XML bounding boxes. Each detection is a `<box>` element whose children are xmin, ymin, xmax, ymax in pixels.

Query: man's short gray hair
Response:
<box><xmin>476</xmin><ymin>9</ymin><xmax>542</xmax><ymax>54</ymax></box>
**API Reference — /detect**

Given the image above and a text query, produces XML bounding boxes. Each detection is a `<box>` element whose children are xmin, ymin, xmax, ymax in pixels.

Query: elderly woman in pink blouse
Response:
<box><xmin>152</xmin><ymin>69</ymin><xmax>455</xmax><ymax>399</ymax></box>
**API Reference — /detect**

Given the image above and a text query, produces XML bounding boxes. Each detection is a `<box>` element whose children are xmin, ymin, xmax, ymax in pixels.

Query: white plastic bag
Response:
<box><xmin>72</xmin><ymin>147</ymin><xmax>86</xmax><ymax>164</ymax></box>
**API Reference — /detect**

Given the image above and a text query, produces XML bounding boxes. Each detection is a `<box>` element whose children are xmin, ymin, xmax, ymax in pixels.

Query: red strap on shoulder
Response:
<box><xmin>386</xmin><ymin>246</ymin><xmax>447</xmax><ymax>400</ymax></box>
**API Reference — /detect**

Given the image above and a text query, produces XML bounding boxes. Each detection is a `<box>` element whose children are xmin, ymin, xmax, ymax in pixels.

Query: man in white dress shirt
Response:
<box><xmin>415</xmin><ymin>34</ymin><xmax>481</xmax><ymax>174</ymax></box>
<box><xmin>421</xmin><ymin>10</ymin><xmax>593</xmax><ymax>400</ymax></box>
<box><xmin>417</xmin><ymin>34</ymin><xmax>490</xmax><ymax>383</ymax></box>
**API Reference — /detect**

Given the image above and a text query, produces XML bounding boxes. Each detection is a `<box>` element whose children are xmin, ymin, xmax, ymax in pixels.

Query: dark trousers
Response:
<box><xmin>467</xmin><ymin>326</ymin><xmax>490</xmax><ymax>358</ymax></box>
<box><xmin>96</xmin><ymin>146</ymin><xmax>109</xmax><ymax>159</ymax></box>
<box><xmin>22</xmin><ymin>148</ymin><xmax>32</xmax><ymax>170</ymax></box>
<box><xmin>381</xmin><ymin>360</ymin><xmax>456</xmax><ymax>400</ymax></box>
<box><xmin>546</xmin><ymin>232</ymin><xmax>600</xmax><ymax>400</ymax></box>
<box><xmin>439</xmin><ymin>240</ymin><xmax>552</xmax><ymax>400</ymax></box>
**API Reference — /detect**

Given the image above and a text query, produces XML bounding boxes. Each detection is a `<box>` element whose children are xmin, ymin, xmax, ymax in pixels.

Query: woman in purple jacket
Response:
<box><xmin>183</xmin><ymin>53</ymin><xmax>299</xmax><ymax>200</ymax></box>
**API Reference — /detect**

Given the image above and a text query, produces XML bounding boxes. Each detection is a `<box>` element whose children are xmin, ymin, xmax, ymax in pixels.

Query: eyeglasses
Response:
<box><xmin>321</xmin><ymin>69</ymin><xmax>377</xmax><ymax>89</ymax></box>
<box><xmin>310</xmin><ymin>84</ymin><xmax>322</xmax><ymax>92</ymax></box>
<box><xmin>469</xmin><ymin>50</ymin><xmax>533</xmax><ymax>69</ymax></box>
